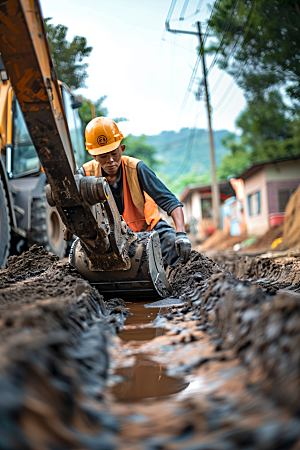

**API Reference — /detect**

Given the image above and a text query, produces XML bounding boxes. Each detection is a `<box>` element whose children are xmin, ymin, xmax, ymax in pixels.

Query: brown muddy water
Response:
<box><xmin>112</xmin><ymin>302</ymin><xmax>190</xmax><ymax>402</ymax></box>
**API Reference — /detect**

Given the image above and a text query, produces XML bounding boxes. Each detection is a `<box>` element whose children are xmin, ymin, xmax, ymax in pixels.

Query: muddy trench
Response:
<box><xmin>0</xmin><ymin>246</ymin><xmax>300</xmax><ymax>449</ymax></box>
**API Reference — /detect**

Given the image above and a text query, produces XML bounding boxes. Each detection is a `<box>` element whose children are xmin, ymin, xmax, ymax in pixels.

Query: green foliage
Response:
<box><xmin>207</xmin><ymin>0</ymin><xmax>300</xmax><ymax>106</ymax></box>
<box><xmin>146</xmin><ymin>128</ymin><xmax>230</xmax><ymax>177</ymax></box>
<box><xmin>123</xmin><ymin>135</ymin><xmax>158</xmax><ymax>169</ymax></box>
<box><xmin>162</xmin><ymin>171</ymin><xmax>211</xmax><ymax>197</ymax></box>
<box><xmin>217</xmin><ymin>92</ymin><xmax>300</xmax><ymax>179</ymax></box>
<box><xmin>44</xmin><ymin>17</ymin><xmax>92</xmax><ymax>90</ymax></box>
<box><xmin>217</xmin><ymin>149</ymin><xmax>251</xmax><ymax>179</ymax></box>
<box><xmin>78</xmin><ymin>96</ymin><xmax>109</xmax><ymax>130</ymax></box>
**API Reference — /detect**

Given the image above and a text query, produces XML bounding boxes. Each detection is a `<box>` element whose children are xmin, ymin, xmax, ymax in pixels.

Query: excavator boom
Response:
<box><xmin>0</xmin><ymin>0</ymin><xmax>171</xmax><ymax>298</ymax></box>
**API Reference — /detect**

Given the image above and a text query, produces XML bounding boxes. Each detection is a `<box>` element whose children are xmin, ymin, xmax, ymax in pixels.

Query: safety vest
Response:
<box><xmin>82</xmin><ymin>156</ymin><xmax>161</xmax><ymax>232</ymax></box>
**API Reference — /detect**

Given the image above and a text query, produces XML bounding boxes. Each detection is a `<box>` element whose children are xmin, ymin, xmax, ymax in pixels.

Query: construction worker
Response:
<box><xmin>79</xmin><ymin>117</ymin><xmax>191</xmax><ymax>267</ymax></box>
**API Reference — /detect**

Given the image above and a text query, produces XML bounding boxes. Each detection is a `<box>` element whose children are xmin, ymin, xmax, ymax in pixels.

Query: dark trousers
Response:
<box><xmin>153</xmin><ymin>219</ymin><xmax>179</xmax><ymax>268</ymax></box>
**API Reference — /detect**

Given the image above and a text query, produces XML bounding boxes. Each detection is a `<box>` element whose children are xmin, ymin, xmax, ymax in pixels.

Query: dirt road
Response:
<box><xmin>0</xmin><ymin>247</ymin><xmax>299</xmax><ymax>449</ymax></box>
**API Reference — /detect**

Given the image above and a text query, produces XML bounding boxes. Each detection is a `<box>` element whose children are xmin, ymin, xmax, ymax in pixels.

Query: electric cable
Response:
<box><xmin>168</xmin><ymin>112</ymin><xmax>206</xmax><ymax>183</ymax></box>
<box><xmin>213</xmin><ymin>0</ymin><xmax>275</xmax><ymax>113</ymax></box>
<box><xmin>179</xmin><ymin>0</ymin><xmax>191</xmax><ymax>20</ymax></box>
<box><xmin>209</xmin><ymin>0</ymin><xmax>256</xmax><ymax>96</ymax></box>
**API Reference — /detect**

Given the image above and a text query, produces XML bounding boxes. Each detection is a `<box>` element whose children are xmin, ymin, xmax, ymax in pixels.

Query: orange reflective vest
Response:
<box><xmin>82</xmin><ymin>156</ymin><xmax>161</xmax><ymax>232</ymax></box>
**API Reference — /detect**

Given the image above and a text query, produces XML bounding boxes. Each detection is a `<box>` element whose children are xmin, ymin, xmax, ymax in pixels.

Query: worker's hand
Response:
<box><xmin>175</xmin><ymin>231</ymin><xmax>191</xmax><ymax>263</ymax></box>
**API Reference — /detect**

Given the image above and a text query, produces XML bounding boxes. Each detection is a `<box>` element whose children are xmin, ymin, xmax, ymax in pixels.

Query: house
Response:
<box><xmin>179</xmin><ymin>180</ymin><xmax>234</xmax><ymax>239</ymax></box>
<box><xmin>239</xmin><ymin>156</ymin><xmax>300</xmax><ymax>235</ymax></box>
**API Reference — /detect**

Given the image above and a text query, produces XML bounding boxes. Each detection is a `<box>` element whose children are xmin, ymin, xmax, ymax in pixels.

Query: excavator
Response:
<box><xmin>0</xmin><ymin>54</ymin><xmax>88</xmax><ymax>266</ymax></box>
<box><xmin>0</xmin><ymin>0</ymin><xmax>171</xmax><ymax>299</ymax></box>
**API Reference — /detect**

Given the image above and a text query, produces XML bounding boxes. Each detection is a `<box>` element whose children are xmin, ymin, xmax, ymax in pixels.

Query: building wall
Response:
<box><xmin>191</xmin><ymin>192</ymin><xmax>202</xmax><ymax>221</ymax></box>
<box><xmin>265</xmin><ymin>159</ymin><xmax>300</xmax><ymax>182</ymax></box>
<box><xmin>182</xmin><ymin>199</ymin><xmax>192</xmax><ymax>225</ymax></box>
<box><xmin>267</xmin><ymin>180</ymin><xmax>300</xmax><ymax>214</ymax></box>
<box><xmin>243</xmin><ymin>169</ymin><xmax>270</xmax><ymax>235</ymax></box>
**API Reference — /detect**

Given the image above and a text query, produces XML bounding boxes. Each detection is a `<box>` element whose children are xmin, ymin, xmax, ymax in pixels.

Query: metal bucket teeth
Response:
<box><xmin>70</xmin><ymin>231</ymin><xmax>171</xmax><ymax>299</ymax></box>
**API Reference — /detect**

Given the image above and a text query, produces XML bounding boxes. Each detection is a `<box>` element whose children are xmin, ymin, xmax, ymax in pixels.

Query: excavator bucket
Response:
<box><xmin>70</xmin><ymin>231</ymin><xmax>171</xmax><ymax>299</ymax></box>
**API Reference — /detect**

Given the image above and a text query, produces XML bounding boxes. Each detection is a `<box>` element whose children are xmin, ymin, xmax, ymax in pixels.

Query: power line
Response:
<box><xmin>168</xmin><ymin>113</ymin><xmax>206</xmax><ymax>183</ymax></box>
<box><xmin>179</xmin><ymin>0</ymin><xmax>190</xmax><ymax>20</ymax></box>
<box><xmin>213</xmin><ymin>0</ymin><xmax>275</xmax><ymax>113</ymax></box>
<box><xmin>170</xmin><ymin>0</ymin><xmax>204</xmax><ymax>22</ymax></box>
<box><xmin>209</xmin><ymin>0</ymin><xmax>257</xmax><ymax>96</ymax></box>
<box><xmin>206</xmin><ymin>0</ymin><xmax>241</xmax><ymax>76</ymax></box>
<box><xmin>166</xmin><ymin>0</ymin><xmax>178</xmax><ymax>22</ymax></box>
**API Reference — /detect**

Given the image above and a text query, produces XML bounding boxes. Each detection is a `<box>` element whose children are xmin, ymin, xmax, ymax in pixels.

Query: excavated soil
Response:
<box><xmin>246</xmin><ymin>222</ymin><xmax>284</xmax><ymax>251</ymax></box>
<box><xmin>1</xmin><ymin>246</ymin><xmax>300</xmax><ymax>449</ymax></box>
<box><xmin>0</xmin><ymin>247</ymin><xmax>126</xmax><ymax>449</ymax></box>
<box><xmin>168</xmin><ymin>250</ymin><xmax>221</xmax><ymax>296</ymax></box>
<box><xmin>280</xmin><ymin>184</ymin><xmax>300</xmax><ymax>249</ymax></box>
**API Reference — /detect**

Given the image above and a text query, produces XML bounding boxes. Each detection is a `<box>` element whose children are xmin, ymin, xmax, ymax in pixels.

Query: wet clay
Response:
<box><xmin>1</xmin><ymin>244</ymin><xmax>300</xmax><ymax>449</ymax></box>
<box><xmin>0</xmin><ymin>248</ymin><xmax>125</xmax><ymax>449</ymax></box>
<box><xmin>215</xmin><ymin>254</ymin><xmax>300</xmax><ymax>292</ymax></box>
<box><xmin>0</xmin><ymin>244</ymin><xmax>59</xmax><ymax>288</ymax></box>
<box><xmin>168</xmin><ymin>250</ymin><xmax>221</xmax><ymax>296</ymax></box>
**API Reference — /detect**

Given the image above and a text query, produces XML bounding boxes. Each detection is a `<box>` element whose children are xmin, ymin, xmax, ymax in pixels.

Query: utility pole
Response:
<box><xmin>196</xmin><ymin>21</ymin><xmax>220</xmax><ymax>229</ymax></box>
<box><xmin>165</xmin><ymin>21</ymin><xmax>220</xmax><ymax>230</ymax></box>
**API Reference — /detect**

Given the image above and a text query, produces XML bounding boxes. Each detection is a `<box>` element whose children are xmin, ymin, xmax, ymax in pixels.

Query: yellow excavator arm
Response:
<box><xmin>0</xmin><ymin>0</ymin><xmax>170</xmax><ymax>298</ymax></box>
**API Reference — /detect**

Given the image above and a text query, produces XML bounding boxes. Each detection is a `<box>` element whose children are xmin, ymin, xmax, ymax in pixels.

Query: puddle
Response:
<box><xmin>113</xmin><ymin>302</ymin><xmax>189</xmax><ymax>401</ymax></box>
<box><xmin>118</xmin><ymin>302</ymin><xmax>166</xmax><ymax>342</ymax></box>
<box><xmin>112</xmin><ymin>355</ymin><xmax>189</xmax><ymax>402</ymax></box>
<box><xmin>119</xmin><ymin>327</ymin><xmax>165</xmax><ymax>342</ymax></box>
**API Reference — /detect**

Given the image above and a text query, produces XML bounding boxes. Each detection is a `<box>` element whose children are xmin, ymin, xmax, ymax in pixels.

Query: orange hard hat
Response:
<box><xmin>85</xmin><ymin>117</ymin><xmax>124</xmax><ymax>156</ymax></box>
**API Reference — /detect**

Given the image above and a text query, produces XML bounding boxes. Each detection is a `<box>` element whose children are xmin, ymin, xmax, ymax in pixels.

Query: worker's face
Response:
<box><xmin>94</xmin><ymin>144</ymin><xmax>125</xmax><ymax>175</ymax></box>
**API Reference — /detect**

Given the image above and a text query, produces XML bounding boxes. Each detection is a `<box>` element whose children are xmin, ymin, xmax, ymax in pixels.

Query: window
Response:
<box><xmin>278</xmin><ymin>188</ymin><xmax>297</xmax><ymax>212</ymax></box>
<box><xmin>61</xmin><ymin>87</ymin><xmax>85</xmax><ymax>167</ymax></box>
<box><xmin>12</xmin><ymin>99</ymin><xmax>39</xmax><ymax>177</ymax></box>
<box><xmin>201</xmin><ymin>199</ymin><xmax>212</xmax><ymax>218</ymax></box>
<box><xmin>248</xmin><ymin>191</ymin><xmax>261</xmax><ymax>215</ymax></box>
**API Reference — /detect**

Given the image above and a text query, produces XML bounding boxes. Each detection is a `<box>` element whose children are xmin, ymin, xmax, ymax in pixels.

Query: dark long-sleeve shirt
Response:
<box><xmin>79</xmin><ymin>161</ymin><xmax>182</xmax><ymax>216</ymax></box>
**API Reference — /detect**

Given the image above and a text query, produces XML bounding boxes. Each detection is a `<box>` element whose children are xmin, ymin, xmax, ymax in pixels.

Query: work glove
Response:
<box><xmin>175</xmin><ymin>231</ymin><xmax>191</xmax><ymax>263</ymax></box>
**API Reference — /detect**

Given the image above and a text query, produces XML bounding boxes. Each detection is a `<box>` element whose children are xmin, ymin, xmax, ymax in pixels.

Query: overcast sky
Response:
<box><xmin>41</xmin><ymin>0</ymin><xmax>246</xmax><ymax>137</ymax></box>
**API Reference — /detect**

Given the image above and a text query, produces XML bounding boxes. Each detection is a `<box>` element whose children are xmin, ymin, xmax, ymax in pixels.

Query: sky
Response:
<box><xmin>41</xmin><ymin>0</ymin><xmax>246</xmax><ymax>137</ymax></box>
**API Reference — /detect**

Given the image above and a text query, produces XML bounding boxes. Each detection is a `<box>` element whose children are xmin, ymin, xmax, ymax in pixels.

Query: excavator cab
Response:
<box><xmin>0</xmin><ymin>57</ymin><xmax>88</xmax><ymax>267</ymax></box>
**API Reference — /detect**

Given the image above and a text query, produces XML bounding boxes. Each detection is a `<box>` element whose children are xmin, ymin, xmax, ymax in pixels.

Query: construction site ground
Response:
<box><xmin>0</xmin><ymin>245</ymin><xmax>300</xmax><ymax>449</ymax></box>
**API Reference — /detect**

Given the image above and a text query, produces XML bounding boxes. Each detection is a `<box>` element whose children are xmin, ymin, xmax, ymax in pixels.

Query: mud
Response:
<box><xmin>171</xmin><ymin>266</ymin><xmax>300</xmax><ymax>413</ymax></box>
<box><xmin>1</xmin><ymin>245</ymin><xmax>300</xmax><ymax>449</ymax></box>
<box><xmin>0</xmin><ymin>244</ymin><xmax>59</xmax><ymax>288</ymax></box>
<box><xmin>105</xmin><ymin>297</ymin><xmax>127</xmax><ymax>312</ymax></box>
<box><xmin>0</xmin><ymin>248</ymin><xmax>125</xmax><ymax>449</ymax></box>
<box><xmin>215</xmin><ymin>254</ymin><xmax>300</xmax><ymax>292</ymax></box>
<box><xmin>109</xmin><ymin>298</ymin><xmax>300</xmax><ymax>450</ymax></box>
<box><xmin>168</xmin><ymin>250</ymin><xmax>221</xmax><ymax>296</ymax></box>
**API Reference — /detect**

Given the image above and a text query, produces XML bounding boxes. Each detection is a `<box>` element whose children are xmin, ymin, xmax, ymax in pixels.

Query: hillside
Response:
<box><xmin>145</xmin><ymin>128</ymin><xmax>231</xmax><ymax>182</ymax></box>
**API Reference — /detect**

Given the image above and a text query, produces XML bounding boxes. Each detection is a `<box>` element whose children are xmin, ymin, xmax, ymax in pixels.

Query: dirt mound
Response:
<box><xmin>186</xmin><ymin>272</ymin><xmax>300</xmax><ymax>413</ymax></box>
<box><xmin>197</xmin><ymin>230</ymin><xmax>247</xmax><ymax>251</ymax></box>
<box><xmin>281</xmin><ymin>184</ymin><xmax>300</xmax><ymax>249</ymax></box>
<box><xmin>0</xmin><ymin>244</ymin><xmax>58</xmax><ymax>288</ymax></box>
<box><xmin>0</xmin><ymin>252</ymin><xmax>125</xmax><ymax>449</ymax></box>
<box><xmin>247</xmin><ymin>222</ymin><xmax>284</xmax><ymax>251</ymax></box>
<box><xmin>216</xmin><ymin>255</ymin><xmax>300</xmax><ymax>292</ymax></box>
<box><xmin>168</xmin><ymin>250</ymin><xmax>221</xmax><ymax>296</ymax></box>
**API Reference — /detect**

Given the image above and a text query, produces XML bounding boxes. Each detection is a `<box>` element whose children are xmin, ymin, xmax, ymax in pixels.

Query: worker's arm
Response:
<box><xmin>137</xmin><ymin>162</ymin><xmax>191</xmax><ymax>262</ymax></box>
<box><xmin>170</xmin><ymin>206</ymin><xmax>185</xmax><ymax>232</ymax></box>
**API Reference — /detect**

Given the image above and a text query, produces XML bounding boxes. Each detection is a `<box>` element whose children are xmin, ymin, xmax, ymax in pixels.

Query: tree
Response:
<box><xmin>217</xmin><ymin>92</ymin><xmax>300</xmax><ymax>179</ymax></box>
<box><xmin>78</xmin><ymin>96</ymin><xmax>109</xmax><ymax>131</ymax></box>
<box><xmin>207</xmin><ymin>0</ymin><xmax>300</xmax><ymax>107</ymax></box>
<box><xmin>44</xmin><ymin>17</ymin><xmax>92</xmax><ymax>90</ymax></box>
<box><xmin>235</xmin><ymin>91</ymin><xmax>293</xmax><ymax>160</ymax></box>
<box><xmin>123</xmin><ymin>135</ymin><xmax>158</xmax><ymax>169</ymax></box>
<box><xmin>161</xmin><ymin>171</ymin><xmax>211</xmax><ymax>197</ymax></box>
